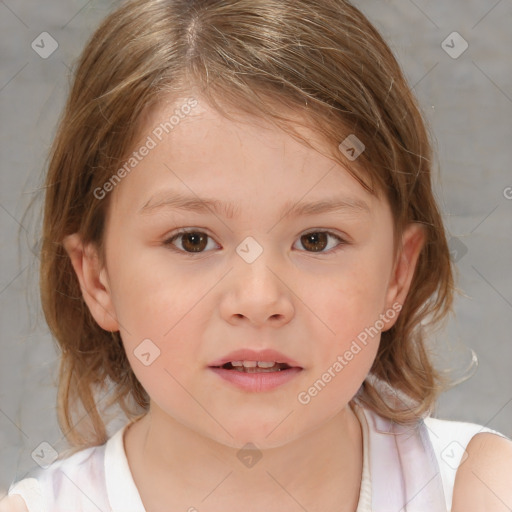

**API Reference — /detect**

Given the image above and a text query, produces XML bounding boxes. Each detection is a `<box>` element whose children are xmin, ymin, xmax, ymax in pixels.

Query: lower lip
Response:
<box><xmin>208</xmin><ymin>367</ymin><xmax>303</xmax><ymax>392</ymax></box>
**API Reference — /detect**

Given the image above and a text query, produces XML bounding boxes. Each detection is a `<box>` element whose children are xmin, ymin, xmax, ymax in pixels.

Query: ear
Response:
<box><xmin>383</xmin><ymin>222</ymin><xmax>426</xmax><ymax>329</ymax></box>
<box><xmin>63</xmin><ymin>233</ymin><xmax>119</xmax><ymax>332</ymax></box>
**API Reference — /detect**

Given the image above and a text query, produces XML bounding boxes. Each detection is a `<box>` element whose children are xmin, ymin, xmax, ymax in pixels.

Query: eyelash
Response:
<box><xmin>163</xmin><ymin>228</ymin><xmax>348</xmax><ymax>255</ymax></box>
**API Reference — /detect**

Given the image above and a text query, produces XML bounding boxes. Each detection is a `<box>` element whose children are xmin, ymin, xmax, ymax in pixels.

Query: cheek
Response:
<box><xmin>116</xmin><ymin>278</ymin><xmax>206</xmax><ymax>416</ymax></box>
<box><xmin>105</xmin><ymin>257</ymin><xmax>205</xmax><ymax>391</ymax></box>
<box><xmin>322</xmin><ymin>259</ymin><xmax>392</xmax><ymax>339</ymax></box>
<box><xmin>296</xmin><ymin>267</ymin><xmax>385</xmax><ymax>412</ymax></box>
<box><xmin>303</xmin><ymin>241</ymin><xmax>394</xmax><ymax>387</ymax></box>
<box><xmin>107</xmin><ymin>245</ymin><xmax>189</xmax><ymax>326</ymax></box>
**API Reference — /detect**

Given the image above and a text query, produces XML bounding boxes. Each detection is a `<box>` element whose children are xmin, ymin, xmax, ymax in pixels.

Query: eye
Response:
<box><xmin>293</xmin><ymin>230</ymin><xmax>347</xmax><ymax>253</ymax></box>
<box><xmin>164</xmin><ymin>228</ymin><xmax>347</xmax><ymax>254</ymax></box>
<box><xmin>164</xmin><ymin>229</ymin><xmax>219</xmax><ymax>253</ymax></box>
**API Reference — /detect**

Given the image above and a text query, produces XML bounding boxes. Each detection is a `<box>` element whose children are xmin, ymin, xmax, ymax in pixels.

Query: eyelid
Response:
<box><xmin>163</xmin><ymin>227</ymin><xmax>220</xmax><ymax>253</ymax></box>
<box><xmin>295</xmin><ymin>229</ymin><xmax>349</xmax><ymax>253</ymax></box>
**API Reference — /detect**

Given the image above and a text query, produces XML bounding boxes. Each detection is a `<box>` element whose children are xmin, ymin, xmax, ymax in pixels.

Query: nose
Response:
<box><xmin>218</xmin><ymin>244</ymin><xmax>295</xmax><ymax>328</ymax></box>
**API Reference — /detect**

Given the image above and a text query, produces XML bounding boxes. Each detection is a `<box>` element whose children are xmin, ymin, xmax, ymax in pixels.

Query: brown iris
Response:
<box><xmin>181</xmin><ymin>232</ymin><xmax>208</xmax><ymax>252</ymax></box>
<box><xmin>300</xmin><ymin>232</ymin><xmax>328</xmax><ymax>252</ymax></box>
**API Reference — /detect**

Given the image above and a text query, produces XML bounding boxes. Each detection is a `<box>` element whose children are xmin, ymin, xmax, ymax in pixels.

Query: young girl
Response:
<box><xmin>3</xmin><ymin>0</ymin><xmax>511</xmax><ymax>511</ymax></box>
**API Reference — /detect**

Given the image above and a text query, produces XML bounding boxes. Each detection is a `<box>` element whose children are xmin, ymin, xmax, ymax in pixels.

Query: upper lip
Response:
<box><xmin>208</xmin><ymin>348</ymin><xmax>302</xmax><ymax>368</ymax></box>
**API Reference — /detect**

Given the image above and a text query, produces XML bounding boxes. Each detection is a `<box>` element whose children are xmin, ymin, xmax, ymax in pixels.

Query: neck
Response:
<box><xmin>124</xmin><ymin>403</ymin><xmax>363</xmax><ymax>512</ymax></box>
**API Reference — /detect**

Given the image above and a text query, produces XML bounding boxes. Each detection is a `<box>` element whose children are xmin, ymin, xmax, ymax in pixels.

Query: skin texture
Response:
<box><xmin>0</xmin><ymin>496</ymin><xmax>28</xmax><ymax>512</ymax></box>
<box><xmin>62</xmin><ymin>94</ymin><xmax>428</xmax><ymax>511</ymax></box>
<box><xmin>452</xmin><ymin>432</ymin><xmax>512</xmax><ymax>512</ymax></box>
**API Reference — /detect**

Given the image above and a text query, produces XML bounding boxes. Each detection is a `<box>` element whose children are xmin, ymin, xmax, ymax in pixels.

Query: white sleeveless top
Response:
<box><xmin>8</xmin><ymin>400</ymin><xmax>509</xmax><ymax>512</ymax></box>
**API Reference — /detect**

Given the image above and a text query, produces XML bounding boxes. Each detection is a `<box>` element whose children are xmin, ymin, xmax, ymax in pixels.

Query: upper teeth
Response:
<box><xmin>231</xmin><ymin>361</ymin><xmax>279</xmax><ymax>368</ymax></box>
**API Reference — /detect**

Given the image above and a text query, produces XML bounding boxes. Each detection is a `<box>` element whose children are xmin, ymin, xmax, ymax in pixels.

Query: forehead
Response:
<box><xmin>108</xmin><ymin>93</ymin><xmax>383</xmax><ymax>219</ymax></box>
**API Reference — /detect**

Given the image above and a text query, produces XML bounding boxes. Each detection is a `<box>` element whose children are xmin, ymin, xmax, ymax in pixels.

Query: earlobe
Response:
<box><xmin>383</xmin><ymin>223</ymin><xmax>426</xmax><ymax>326</ymax></box>
<box><xmin>62</xmin><ymin>233</ymin><xmax>119</xmax><ymax>332</ymax></box>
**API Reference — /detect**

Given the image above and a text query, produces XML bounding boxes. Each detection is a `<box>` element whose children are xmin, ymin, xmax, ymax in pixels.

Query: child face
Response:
<box><xmin>68</xmin><ymin>94</ymin><xmax>423</xmax><ymax>448</ymax></box>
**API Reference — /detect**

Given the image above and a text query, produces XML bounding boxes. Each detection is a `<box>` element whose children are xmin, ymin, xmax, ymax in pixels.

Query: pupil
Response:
<box><xmin>183</xmin><ymin>232</ymin><xmax>207</xmax><ymax>252</ymax></box>
<box><xmin>302</xmin><ymin>232</ymin><xmax>327</xmax><ymax>252</ymax></box>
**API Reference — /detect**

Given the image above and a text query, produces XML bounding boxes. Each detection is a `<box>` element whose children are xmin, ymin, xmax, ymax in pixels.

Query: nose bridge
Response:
<box><xmin>234</xmin><ymin>235</ymin><xmax>280</xmax><ymax>293</ymax></box>
<box><xmin>221</xmin><ymin>234</ymin><xmax>294</xmax><ymax>325</ymax></box>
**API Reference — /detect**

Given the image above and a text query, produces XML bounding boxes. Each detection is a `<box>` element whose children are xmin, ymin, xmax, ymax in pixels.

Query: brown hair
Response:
<box><xmin>41</xmin><ymin>0</ymin><xmax>454</xmax><ymax>450</ymax></box>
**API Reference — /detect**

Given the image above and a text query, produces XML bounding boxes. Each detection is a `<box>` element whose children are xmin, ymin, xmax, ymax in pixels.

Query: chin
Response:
<box><xmin>209</xmin><ymin>415</ymin><xmax>308</xmax><ymax>450</ymax></box>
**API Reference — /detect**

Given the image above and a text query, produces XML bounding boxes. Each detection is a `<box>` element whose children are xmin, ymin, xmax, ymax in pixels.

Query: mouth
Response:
<box><xmin>208</xmin><ymin>348</ymin><xmax>302</xmax><ymax>370</ymax></box>
<box><xmin>208</xmin><ymin>361</ymin><xmax>303</xmax><ymax>392</ymax></box>
<box><xmin>212</xmin><ymin>361</ymin><xmax>295</xmax><ymax>373</ymax></box>
<box><xmin>207</xmin><ymin>349</ymin><xmax>303</xmax><ymax>391</ymax></box>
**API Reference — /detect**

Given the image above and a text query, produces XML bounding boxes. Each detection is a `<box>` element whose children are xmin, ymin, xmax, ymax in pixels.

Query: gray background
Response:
<box><xmin>1</xmin><ymin>0</ymin><xmax>511</xmax><ymax>497</ymax></box>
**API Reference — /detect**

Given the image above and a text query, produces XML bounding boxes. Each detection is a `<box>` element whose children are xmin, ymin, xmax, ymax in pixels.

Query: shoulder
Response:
<box><xmin>0</xmin><ymin>495</ymin><xmax>29</xmax><ymax>512</ymax></box>
<box><xmin>423</xmin><ymin>415</ymin><xmax>511</xmax><ymax>511</ymax></box>
<box><xmin>452</xmin><ymin>432</ymin><xmax>512</xmax><ymax>512</ymax></box>
<box><xmin>3</xmin><ymin>477</ymin><xmax>43</xmax><ymax>512</ymax></box>
<box><xmin>3</xmin><ymin>443</ymin><xmax>106</xmax><ymax>512</ymax></box>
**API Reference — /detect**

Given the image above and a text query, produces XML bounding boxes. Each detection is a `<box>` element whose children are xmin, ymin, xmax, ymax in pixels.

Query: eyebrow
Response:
<box><xmin>139</xmin><ymin>190</ymin><xmax>370</xmax><ymax>219</ymax></box>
